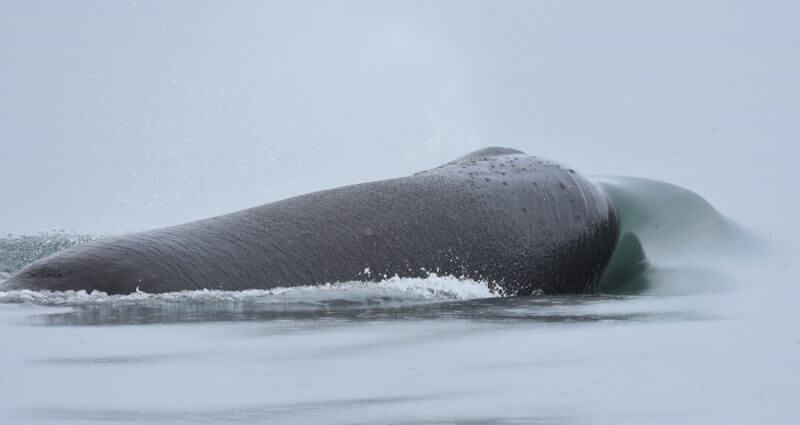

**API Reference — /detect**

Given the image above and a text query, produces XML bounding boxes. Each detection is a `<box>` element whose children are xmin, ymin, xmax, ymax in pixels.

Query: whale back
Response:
<box><xmin>2</xmin><ymin>149</ymin><xmax>618</xmax><ymax>295</ymax></box>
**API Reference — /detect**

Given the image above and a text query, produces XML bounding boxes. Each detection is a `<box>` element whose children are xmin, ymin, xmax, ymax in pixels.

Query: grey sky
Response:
<box><xmin>1</xmin><ymin>0</ymin><xmax>797</xmax><ymax>238</ymax></box>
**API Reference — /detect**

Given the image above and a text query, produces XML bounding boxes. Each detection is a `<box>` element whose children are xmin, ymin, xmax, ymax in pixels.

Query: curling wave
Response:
<box><xmin>596</xmin><ymin>176</ymin><xmax>761</xmax><ymax>294</ymax></box>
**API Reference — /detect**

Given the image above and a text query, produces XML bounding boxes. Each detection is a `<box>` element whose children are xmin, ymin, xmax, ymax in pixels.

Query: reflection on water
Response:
<box><xmin>24</xmin><ymin>294</ymin><xmax>700</xmax><ymax>327</ymax></box>
<box><xmin>0</xmin><ymin>290</ymin><xmax>748</xmax><ymax>425</ymax></box>
<box><xmin>34</xmin><ymin>404</ymin><xmax>563</xmax><ymax>425</ymax></box>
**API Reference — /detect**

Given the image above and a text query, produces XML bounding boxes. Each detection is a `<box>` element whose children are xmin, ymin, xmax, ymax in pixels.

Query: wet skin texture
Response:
<box><xmin>2</xmin><ymin>148</ymin><xmax>619</xmax><ymax>295</ymax></box>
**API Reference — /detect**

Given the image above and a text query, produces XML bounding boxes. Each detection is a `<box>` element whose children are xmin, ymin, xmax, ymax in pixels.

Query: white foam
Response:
<box><xmin>0</xmin><ymin>274</ymin><xmax>498</xmax><ymax>307</ymax></box>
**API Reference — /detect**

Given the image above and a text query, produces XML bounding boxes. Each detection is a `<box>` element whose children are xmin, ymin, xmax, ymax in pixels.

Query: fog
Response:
<box><xmin>1</xmin><ymin>3</ymin><xmax>799</xmax><ymax>424</ymax></box>
<box><xmin>1</xmin><ymin>0</ymin><xmax>797</xmax><ymax>241</ymax></box>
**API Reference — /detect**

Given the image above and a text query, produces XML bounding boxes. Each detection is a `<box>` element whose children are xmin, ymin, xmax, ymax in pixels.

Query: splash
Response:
<box><xmin>0</xmin><ymin>231</ymin><xmax>96</xmax><ymax>277</ymax></box>
<box><xmin>0</xmin><ymin>273</ymin><xmax>498</xmax><ymax>308</ymax></box>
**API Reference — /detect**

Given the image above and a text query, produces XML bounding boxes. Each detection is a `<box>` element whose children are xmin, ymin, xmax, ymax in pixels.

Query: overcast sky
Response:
<box><xmin>1</xmin><ymin>0</ymin><xmax>797</xmax><ymax>239</ymax></box>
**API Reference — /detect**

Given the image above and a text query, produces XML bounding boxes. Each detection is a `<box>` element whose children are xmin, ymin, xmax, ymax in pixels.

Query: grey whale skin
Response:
<box><xmin>2</xmin><ymin>148</ymin><xmax>619</xmax><ymax>296</ymax></box>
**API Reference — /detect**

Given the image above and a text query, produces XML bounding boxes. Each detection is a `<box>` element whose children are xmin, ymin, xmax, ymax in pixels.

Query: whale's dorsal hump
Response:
<box><xmin>453</xmin><ymin>147</ymin><xmax>525</xmax><ymax>163</ymax></box>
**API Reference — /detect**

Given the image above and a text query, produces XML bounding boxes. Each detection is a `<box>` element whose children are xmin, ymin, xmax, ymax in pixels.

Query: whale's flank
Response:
<box><xmin>1</xmin><ymin>148</ymin><xmax>619</xmax><ymax>295</ymax></box>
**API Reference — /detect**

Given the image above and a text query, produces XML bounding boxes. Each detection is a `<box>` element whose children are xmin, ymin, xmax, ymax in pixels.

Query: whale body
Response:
<box><xmin>1</xmin><ymin>148</ymin><xmax>619</xmax><ymax>295</ymax></box>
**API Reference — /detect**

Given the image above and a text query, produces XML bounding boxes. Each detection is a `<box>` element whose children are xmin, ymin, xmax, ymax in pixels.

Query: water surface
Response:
<box><xmin>0</xmin><ymin>177</ymin><xmax>797</xmax><ymax>424</ymax></box>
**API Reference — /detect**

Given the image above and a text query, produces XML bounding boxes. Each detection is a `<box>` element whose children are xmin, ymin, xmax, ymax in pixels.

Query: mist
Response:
<box><xmin>2</xmin><ymin>2</ymin><xmax>799</xmax><ymax>424</ymax></box>
<box><xmin>2</xmin><ymin>0</ymin><xmax>797</xmax><ymax>241</ymax></box>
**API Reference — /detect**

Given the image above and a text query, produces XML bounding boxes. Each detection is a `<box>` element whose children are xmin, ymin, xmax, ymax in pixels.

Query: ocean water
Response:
<box><xmin>1</xmin><ymin>177</ymin><xmax>796</xmax><ymax>424</ymax></box>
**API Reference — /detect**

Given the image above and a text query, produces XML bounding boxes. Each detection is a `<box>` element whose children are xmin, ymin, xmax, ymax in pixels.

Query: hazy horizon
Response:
<box><xmin>2</xmin><ymin>0</ymin><xmax>797</xmax><ymax>242</ymax></box>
